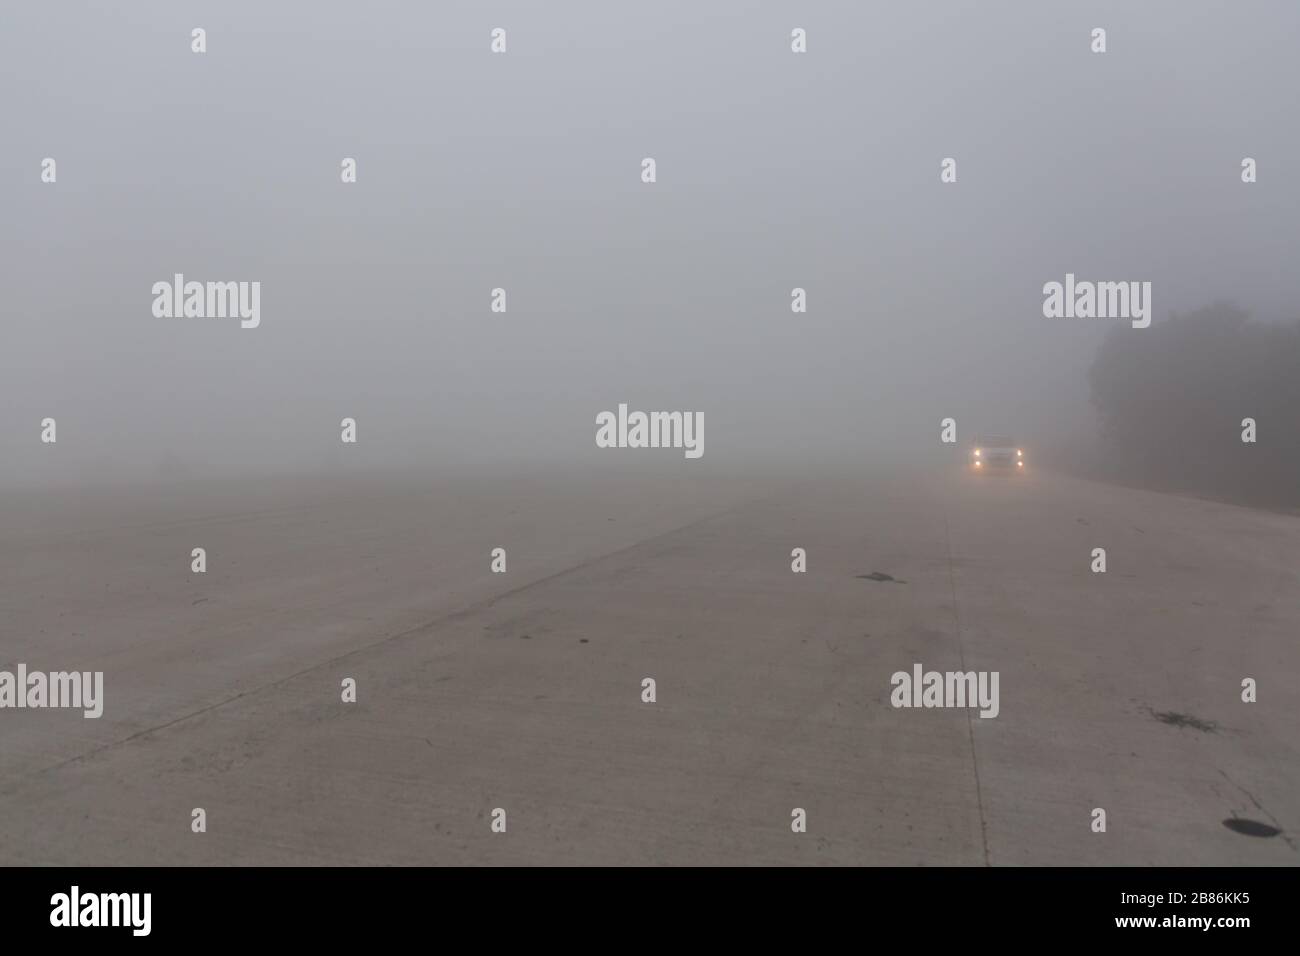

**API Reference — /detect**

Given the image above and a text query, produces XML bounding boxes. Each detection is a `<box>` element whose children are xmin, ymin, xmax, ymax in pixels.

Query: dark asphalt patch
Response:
<box><xmin>1222</xmin><ymin>818</ymin><xmax>1281</xmax><ymax>838</ymax></box>
<box><xmin>1148</xmin><ymin>708</ymin><xmax>1219</xmax><ymax>733</ymax></box>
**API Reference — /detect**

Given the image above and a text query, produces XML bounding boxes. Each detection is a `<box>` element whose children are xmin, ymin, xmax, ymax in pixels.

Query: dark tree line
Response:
<box><xmin>1088</xmin><ymin>303</ymin><xmax>1300</xmax><ymax>508</ymax></box>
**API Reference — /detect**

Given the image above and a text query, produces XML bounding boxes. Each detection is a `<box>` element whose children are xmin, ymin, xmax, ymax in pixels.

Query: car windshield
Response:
<box><xmin>977</xmin><ymin>436</ymin><xmax>1014</xmax><ymax>447</ymax></box>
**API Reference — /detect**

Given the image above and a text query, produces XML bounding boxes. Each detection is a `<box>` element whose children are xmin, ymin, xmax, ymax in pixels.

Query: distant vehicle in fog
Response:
<box><xmin>971</xmin><ymin>435</ymin><xmax>1024</xmax><ymax>474</ymax></box>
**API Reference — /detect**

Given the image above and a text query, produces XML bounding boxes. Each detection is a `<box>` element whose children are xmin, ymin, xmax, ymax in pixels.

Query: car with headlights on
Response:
<box><xmin>971</xmin><ymin>435</ymin><xmax>1024</xmax><ymax>474</ymax></box>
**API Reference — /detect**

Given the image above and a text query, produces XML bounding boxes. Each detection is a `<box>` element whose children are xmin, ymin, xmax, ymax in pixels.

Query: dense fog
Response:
<box><xmin>3</xmin><ymin>1</ymin><xmax>1296</xmax><ymax>499</ymax></box>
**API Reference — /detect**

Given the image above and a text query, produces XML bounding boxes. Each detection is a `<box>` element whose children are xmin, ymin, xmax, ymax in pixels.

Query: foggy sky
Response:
<box><xmin>3</xmin><ymin>1</ymin><xmax>1297</xmax><ymax>485</ymax></box>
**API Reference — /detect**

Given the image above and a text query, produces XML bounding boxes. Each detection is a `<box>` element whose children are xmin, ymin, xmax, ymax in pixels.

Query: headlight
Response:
<box><xmin>1017</xmin><ymin>461</ymin><xmax>1023</xmax><ymax>468</ymax></box>
<box><xmin>1017</xmin><ymin>449</ymin><xmax>1023</xmax><ymax>457</ymax></box>
<box><xmin>974</xmin><ymin>449</ymin><xmax>981</xmax><ymax>457</ymax></box>
<box><xmin>974</xmin><ymin>460</ymin><xmax>982</xmax><ymax>468</ymax></box>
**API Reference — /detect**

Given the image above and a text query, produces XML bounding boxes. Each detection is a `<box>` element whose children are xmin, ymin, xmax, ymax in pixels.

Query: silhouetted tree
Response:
<box><xmin>1089</xmin><ymin>303</ymin><xmax>1300</xmax><ymax>506</ymax></box>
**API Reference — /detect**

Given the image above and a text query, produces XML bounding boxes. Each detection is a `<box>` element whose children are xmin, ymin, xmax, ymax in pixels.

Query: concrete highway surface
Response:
<box><xmin>1</xmin><ymin>466</ymin><xmax>1296</xmax><ymax>865</ymax></box>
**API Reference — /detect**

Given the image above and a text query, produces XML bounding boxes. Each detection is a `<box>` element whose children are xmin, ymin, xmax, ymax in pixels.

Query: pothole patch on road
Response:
<box><xmin>1146</xmin><ymin>707</ymin><xmax>1220</xmax><ymax>733</ymax></box>
<box><xmin>1222</xmin><ymin>818</ymin><xmax>1281</xmax><ymax>838</ymax></box>
<box><xmin>856</xmin><ymin>571</ymin><xmax>906</xmax><ymax>584</ymax></box>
